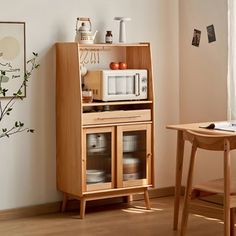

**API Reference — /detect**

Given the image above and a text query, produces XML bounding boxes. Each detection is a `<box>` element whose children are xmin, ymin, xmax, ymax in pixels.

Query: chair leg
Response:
<box><xmin>180</xmin><ymin>144</ymin><xmax>197</xmax><ymax>236</ymax></box>
<box><xmin>61</xmin><ymin>193</ymin><xmax>68</xmax><ymax>212</ymax></box>
<box><xmin>230</xmin><ymin>208</ymin><xmax>235</xmax><ymax>236</ymax></box>
<box><xmin>224</xmin><ymin>139</ymin><xmax>231</xmax><ymax>236</ymax></box>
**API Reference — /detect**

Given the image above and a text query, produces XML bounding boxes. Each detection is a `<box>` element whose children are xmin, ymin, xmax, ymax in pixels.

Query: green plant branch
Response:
<box><xmin>0</xmin><ymin>101</ymin><xmax>2</xmax><ymax>115</ymax></box>
<box><xmin>0</xmin><ymin>125</ymin><xmax>33</xmax><ymax>139</ymax></box>
<box><xmin>0</xmin><ymin>52</ymin><xmax>39</xmax><ymax>138</ymax></box>
<box><xmin>0</xmin><ymin>100</ymin><xmax>15</xmax><ymax>121</ymax></box>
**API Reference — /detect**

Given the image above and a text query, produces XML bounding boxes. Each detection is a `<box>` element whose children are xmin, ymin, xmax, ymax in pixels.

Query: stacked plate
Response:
<box><xmin>86</xmin><ymin>169</ymin><xmax>105</xmax><ymax>184</ymax></box>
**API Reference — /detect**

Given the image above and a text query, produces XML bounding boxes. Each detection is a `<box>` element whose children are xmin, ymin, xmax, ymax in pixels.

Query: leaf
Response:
<box><xmin>2</xmin><ymin>88</ymin><xmax>8</xmax><ymax>96</ymax></box>
<box><xmin>19</xmin><ymin>122</ymin><xmax>24</xmax><ymax>127</ymax></box>
<box><xmin>2</xmin><ymin>128</ymin><xmax>7</xmax><ymax>132</ymax></box>
<box><xmin>27</xmin><ymin>129</ymin><xmax>34</xmax><ymax>133</ymax></box>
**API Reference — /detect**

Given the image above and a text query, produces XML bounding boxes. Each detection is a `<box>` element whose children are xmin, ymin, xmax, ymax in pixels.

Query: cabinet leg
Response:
<box><xmin>61</xmin><ymin>193</ymin><xmax>68</xmax><ymax>212</ymax></box>
<box><xmin>80</xmin><ymin>198</ymin><xmax>86</xmax><ymax>219</ymax></box>
<box><xmin>144</xmin><ymin>189</ymin><xmax>151</xmax><ymax>210</ymax></box>
<box><xmin>123</xmin><ymin>195</ymin><xmax>133</xmax><ymax>204</ymax></box>
<box><xmin>128</xmin><ymin>194</ymin><xmax>133</xmax><ymax>203</ymax></box>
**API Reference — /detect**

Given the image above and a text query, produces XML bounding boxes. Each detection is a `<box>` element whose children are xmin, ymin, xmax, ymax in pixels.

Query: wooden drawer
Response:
<box><xmin>83</xmin><ymin>109</ymin><xmax>151</xmax><ymax>125</ymax></box>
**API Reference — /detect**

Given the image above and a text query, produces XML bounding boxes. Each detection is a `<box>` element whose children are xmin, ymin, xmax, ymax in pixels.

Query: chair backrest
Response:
<box><xmin>184</xmin><ymin>130</ymin><xmax>236</xmax><ymax>151</ymax></box>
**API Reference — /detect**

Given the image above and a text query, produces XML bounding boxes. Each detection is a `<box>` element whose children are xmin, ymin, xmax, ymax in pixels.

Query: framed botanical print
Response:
<box><xmin>0</xmin><ymin>22</ymin><xmax>26</xmax><ymax>98</ymax></box>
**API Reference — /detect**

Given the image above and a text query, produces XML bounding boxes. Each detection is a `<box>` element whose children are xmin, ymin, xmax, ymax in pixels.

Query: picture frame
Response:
<box><xmin>207</xmin><ymin>24</ymin><xmax>216</xmax><ymax>43</ymax></box>
<box><xmin>0</xmin><ymin>22</ymin><xmax>26</xmax><ymax>98</ymax></box>
<box><xmin>192</xmin><ymin>29</ymin><xmax>201</xmax><ymax>47</ymax></box>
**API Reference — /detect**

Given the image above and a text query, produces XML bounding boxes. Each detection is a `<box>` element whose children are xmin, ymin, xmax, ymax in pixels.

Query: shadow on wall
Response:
<box><xmin>27</xmin><ymin>45</ymin><xmax>61</xmax><ymax>204</ymax></box>
<box><xmin>95</xmin><ymin>19</ymin><xmax>107</xmax><ymax>43</ymax></box>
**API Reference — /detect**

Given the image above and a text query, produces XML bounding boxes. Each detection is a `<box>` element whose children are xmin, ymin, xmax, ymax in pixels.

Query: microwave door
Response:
<box><xmin>116</xmin><ymin>76</ymin><xmax>126</xmax><ymax>95</ymax></box>
<box><xmin>135</xmin><ymin>73</ymin><xmax>140</xmax><ymax>96</ymax></box>
<box><xmin>108</xmin><ymin>76</ymin><xmax>116</xmax><ymax>95</ymax></box>
<box><xmin>126</xmin><ymin>75</ymin><xmax>134</xmax><ymax>94</ymax></box>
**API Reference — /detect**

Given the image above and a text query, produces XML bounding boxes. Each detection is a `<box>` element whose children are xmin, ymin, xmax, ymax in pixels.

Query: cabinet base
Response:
<box><xmin>61</xmin><ymin>186</ymin><xmax>151</xmax><ymax>219</ymax></box>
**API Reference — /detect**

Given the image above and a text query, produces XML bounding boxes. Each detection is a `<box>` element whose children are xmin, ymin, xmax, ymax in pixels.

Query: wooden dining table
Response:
<box><xmin>166</xmin><ymin>121</ymin><xmax>236</xmax><ymax>230</ymax></box>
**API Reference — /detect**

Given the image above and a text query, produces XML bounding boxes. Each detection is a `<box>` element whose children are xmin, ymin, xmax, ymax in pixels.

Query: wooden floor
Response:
<box><xmin>0</xmin><ymin>196</ymin><xmax>225</xmax><ymax>236</ymax></box>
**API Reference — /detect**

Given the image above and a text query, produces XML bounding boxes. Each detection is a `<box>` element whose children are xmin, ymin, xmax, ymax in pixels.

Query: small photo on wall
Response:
<box><xmin>207</xmin><ymin>24</ymin><xmax>216</xmax><ymax>43</ymax></box>
<box><xmin>192</xmin><ymin>29</ymin><xmax>201</xmax><ymax>47</ymax></box>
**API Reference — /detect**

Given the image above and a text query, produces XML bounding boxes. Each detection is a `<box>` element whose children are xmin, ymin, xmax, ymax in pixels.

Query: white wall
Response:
<box><xmin>0</xmin><ymin>0</ymin><xmax>180</xmax><ymax>210</ymax></box>
<box><xmin>179</xmin><ymin>0</ymin><xmax>228</xmax><ymax>183</ymax></box>
<box><xmin>179</xmin><ymin>0</ymin><xmax>228</xmax><ymax>123</ymax></box>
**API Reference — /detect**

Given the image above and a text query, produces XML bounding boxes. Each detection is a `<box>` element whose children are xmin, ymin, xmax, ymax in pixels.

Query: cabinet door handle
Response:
<box><xmin>97</xmin><ymin>115</ymin><xmax>141</xmax><ymax>120</ymax></box>
<box><xmin>147</xmin><ymin>153</ymin><xmax>152</xmax><ymax>158</ymax></box>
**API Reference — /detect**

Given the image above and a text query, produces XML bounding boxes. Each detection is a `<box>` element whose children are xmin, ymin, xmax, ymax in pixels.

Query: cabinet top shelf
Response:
<box><xmin>79</xmin><ymin>43</ymin><xmax>149</xmax><ymax>47</ymax></box>
<box><xmin>56</xmin><ymin>42</ymin><xmax>149</xmax><ymax>47</ymax></box>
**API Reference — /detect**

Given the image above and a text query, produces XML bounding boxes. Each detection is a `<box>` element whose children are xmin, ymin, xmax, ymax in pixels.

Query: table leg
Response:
<box><xmin>173</xmin><ymin>130</ymin><xmax>185</xmax><ymax>230</ymax></box>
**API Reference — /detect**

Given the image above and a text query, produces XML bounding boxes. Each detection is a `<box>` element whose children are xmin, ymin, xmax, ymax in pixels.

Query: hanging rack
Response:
<box><xmin>79</xmin><ymin>47</ymin><xmax>110</xmax><ymax>52</ymax></box>
<box><xmin>79</xmin><ymin>47</ymin><xmax>110</xmax><ymax>65</ymax></box>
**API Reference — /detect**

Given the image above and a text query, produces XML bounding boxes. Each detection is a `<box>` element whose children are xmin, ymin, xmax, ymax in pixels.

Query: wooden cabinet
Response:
<box><xmin>56</xmin><ymin>42</ymin><xmax>155</xmax><ymax>218</ymax></box>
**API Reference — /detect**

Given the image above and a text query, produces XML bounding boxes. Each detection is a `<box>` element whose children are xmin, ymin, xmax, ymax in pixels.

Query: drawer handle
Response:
<box><xmin>97</xmin><ymin>115</ymin><xmax>141</xmax><ymax>120</ymax></box>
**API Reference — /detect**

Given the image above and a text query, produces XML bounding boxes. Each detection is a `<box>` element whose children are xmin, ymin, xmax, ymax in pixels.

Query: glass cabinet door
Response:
<box><xmin>83</xmin><ymin>127</ymin><xmax>115</xmax><ymax>192</ymax></box>
<box><xmin>117</xmin><ymin>124</ymin><xmax>152</xmax><ymax>188</ymax></box>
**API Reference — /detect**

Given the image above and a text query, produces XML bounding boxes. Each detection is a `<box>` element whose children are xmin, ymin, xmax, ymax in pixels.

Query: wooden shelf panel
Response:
<box><xmin>82</xmin><ymin>100</ymin><xmax>153</xmax><ymax>107</ymax></box>
<box><xmin>82</xmin><ymin>121</ymin><xmax>153</xmax><ymax>128</ymax></box>
<box><xmin>83</xmin><ymin>185</ymin><xmax>152</xmax><ymax>196</ymax></box>
<box><xmin>78</xmin><ymin>42</ymin><xmax>149</xmax><ymax>48</ymax></box>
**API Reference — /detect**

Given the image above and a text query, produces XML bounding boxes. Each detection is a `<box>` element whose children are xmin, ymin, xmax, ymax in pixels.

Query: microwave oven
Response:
<box><xmin>83</xmin><ymin>69</ymin><xmax>148</xmax><ymax>101</ymax></box>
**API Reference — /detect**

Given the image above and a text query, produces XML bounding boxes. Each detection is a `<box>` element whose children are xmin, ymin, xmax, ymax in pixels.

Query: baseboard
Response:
<box><xmin>0</xmin><ymin>201</ymin><xmax>61</xmax><ymax>221</ymax></box>
<box><xmin>133</xmin><ymin>186</ymin><xmax>175</xmax><ymax>200</ymax></box>
<box><xmin>0</xmin><ymin>186</ymin><xmax>177</xmax><ymax>221</ymax></box>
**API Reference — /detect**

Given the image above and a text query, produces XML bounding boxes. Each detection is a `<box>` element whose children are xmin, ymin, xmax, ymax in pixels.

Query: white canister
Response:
<box><xmin>123</xmin><ymin>134</ymin><xmax>137</xmax><ymax>152</ymax></box>
<box><xmin>123</xmin><ymin>155</ymin><xmax>140</xmax><ymax>174</ymax></box>
<box><xmin>87</xmin><ymin>134</ymin><xmax>107</xmax><ymax>153</ymax></box>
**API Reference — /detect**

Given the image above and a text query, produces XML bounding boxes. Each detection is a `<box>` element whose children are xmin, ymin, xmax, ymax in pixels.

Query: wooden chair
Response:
<box><xmin>180</xmin><ymin>130</ymin><xmax>236</xmax><ymax>236</ymax></box>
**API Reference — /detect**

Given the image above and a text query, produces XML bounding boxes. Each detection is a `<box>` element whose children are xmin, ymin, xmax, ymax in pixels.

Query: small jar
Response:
<box><xmin>105</xmin><ymin>31</ymin><xmax>113</xmax><ymax>44</ymax></box>
<box><xmin>82</xmin><ymin>90</ymin><xmax>93</xmax><ymax>103</ymax></box>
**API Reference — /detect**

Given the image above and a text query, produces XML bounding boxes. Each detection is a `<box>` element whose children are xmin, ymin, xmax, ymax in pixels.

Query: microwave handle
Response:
<box><xmin>135</xmin><ymin>73</ymin><xmax>140</xmax><ymax>96</ymax></box>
